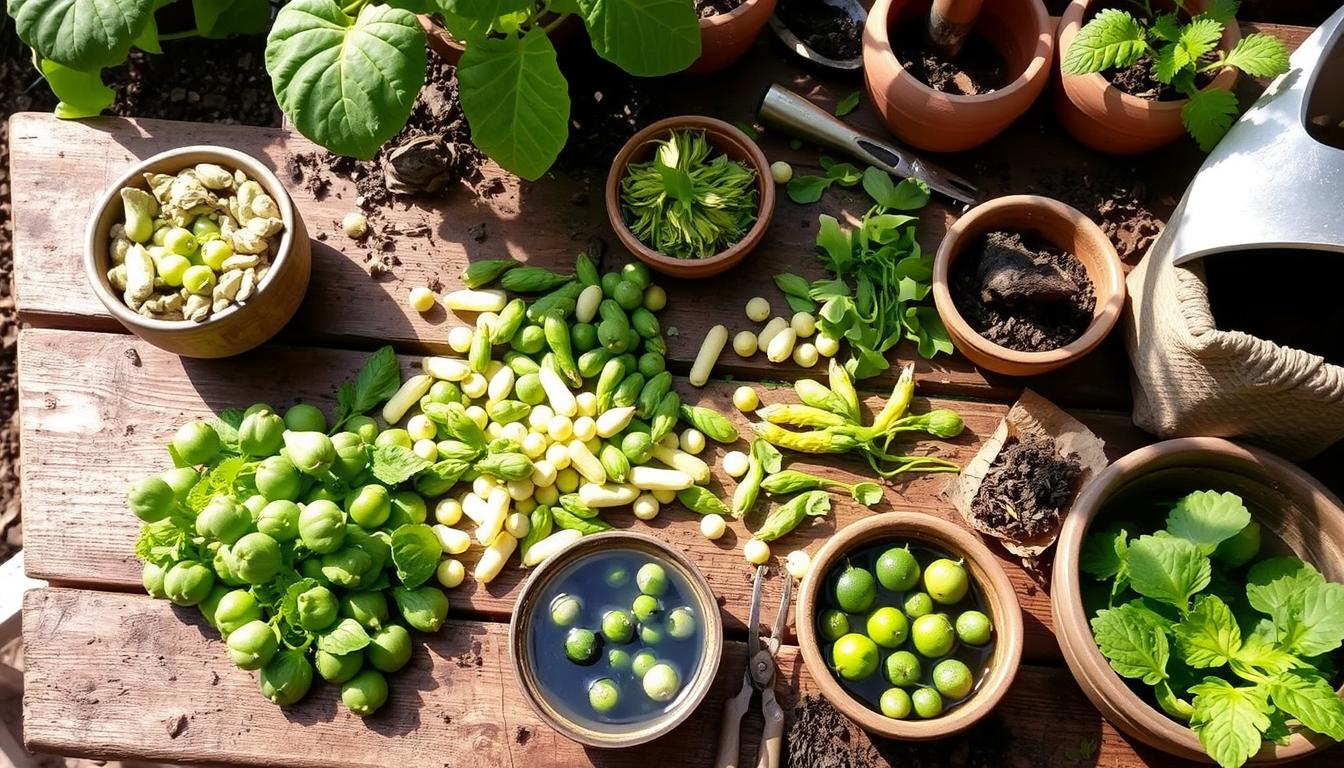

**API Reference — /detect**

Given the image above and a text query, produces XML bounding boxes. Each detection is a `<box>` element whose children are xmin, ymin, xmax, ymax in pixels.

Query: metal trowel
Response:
<box><xmin>757</xmin><ymin>84</ymin><xmax>980</xmax><ymax>205</ymax></box>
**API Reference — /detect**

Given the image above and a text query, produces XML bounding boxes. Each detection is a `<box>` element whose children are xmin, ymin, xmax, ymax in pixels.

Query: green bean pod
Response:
<box><xmin>552</xmin><ymin>507</ymin><xmax>612</xmax><ymax>535</ymax></box>
<box><xmin>558</xmin><ymin>494</ymin><xmax>599</xmax><ymax>519</ymax></box>
<box><xmin>612</xmin><ymin>372</ymin><xmax>646</xmax><ymax>409</ymax></box>
<box><xmin>731</xmin><ymin>439</ymin><xmax>782</xmax><ymax>519</ymax></box>
<box><xmin>677</xmin><ymin>404</ymin><xmax>739</xmax><ymax>443</ymax></box>
<box><xmin>636</xmin><ymin>371</ymin><xmax>673</xmax><ymax>420</ymax></box>
<box><xmin>631</xmin><ymin>307</ymin><xmax>660</xmax><ymax>339</ymax></box>
<box><xmin>543</xmin><ymin>315</ymin><xmax>582</xmax><ymax>387</ymax></box>
<box><xmin>472</xmin><ymin>452</ymin><xmax>534</xmax><ymax>481</ymax></box>
<box><xmin>488</xmin><ymin>400</ymin><xmax>531</xmax><ymax>425</ymax></box>
<box><xmin>526</xmin><ymin>281</ymin><xmax>584</xmax><ymax>322</ymax></box>
<box><xmin>599</xmin><ymin>445</ymin><xmax>631</xmax><ymax>484</ymax></box>
<box><xmin>576</xmin><ymin>348</ymin><xmax>612</xmax><ymax>380</ymax></box>
<box><xmin>827</xmin><ymin>359</ymin><xmax>862</xmax><ymax>423</ymax></box>
<box><xmin>500</xmin><ymin>267</ymin><xmax>573</xmax><ymax>293</ymax></box>
<box><xmin>413</xmin><ymin>459</ymin><xmax>472</xmax><ymax>497</ymax></box>
<box><xmin>594</xmin><ymin>358</ymin><xmax>628</xmax><ymax>412</ymax></box>
<box><xmin>575</xmin><ymin>252</ymin><xmax>600</xmax><ymax>286</ymax></box>
<box><xmin>755</xmin><ymin>491</ymin><xmax>831</xmax><ymax>542</ymax></box>
<box><xmin>517</xmin><ymin>505</ymin><xmax>554</xmax><ymax>563</ymax></box>
<box><xmin>644</xmin><ymin>335</ymin><xmax>668</xmax><ymax>357</ymax></box>
<box><xmin>794</xmin><ymin>379</ymin><xmax>852</xmax><ymax>420</ymax></box>
<box><xmin>469</xmin><ymin>326</ymin><xmax>492</xmax><ymax>372</ymax></box>
<box><xmin>649</xmin><ymin>391</ymin><xmax>681</xmax><ymax>443</ymax></box>
<box><xmin>504</xmin><ymin>351</ymin><xmax>540</xmax><ymax>377</ymax></box>
<box><xmin>491</xmin><ymin>298</ymin><xmax>527</xmax><ymax>344</ymax></box>
<box><xmin>676</xmin><ymin>486</ymin><xmax>728</xmax><ymax>516</ymax></box>
<box><xmin>461</xmin><ymin>259</ymin><xmax>518</xmax><ymax>288</ymax></box>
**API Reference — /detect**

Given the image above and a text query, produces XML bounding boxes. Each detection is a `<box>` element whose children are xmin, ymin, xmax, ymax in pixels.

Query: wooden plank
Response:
<box><xmin>34</xmin><ymin>588</ymin><xmax>1336</xmax><ymax>768</ymax></box>
<box><xmin>17</xmin><ymin>328</ymin><xmax>1148</xmax><ymax>664</ymax></box>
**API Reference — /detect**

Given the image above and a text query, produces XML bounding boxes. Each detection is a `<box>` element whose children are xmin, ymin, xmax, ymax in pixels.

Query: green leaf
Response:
<box><xmin>37</xmin><ymin>59</ymin><xmax>115</xmax><ymax>118</ymax></box>
<box><xmin>1202</xmin><ymin>0</ymin><xmax>1241</xmax><ymax>23</ymax></box>
<box><xmin>1188</xmin><ymin>678</ymin><xmax>1272</xmax><ymax>768</ymax></box>
<box><xmin>1151</xmin><ymin>13</ymin><xmax>1182</xmax><ymax>42</ymax></box>
<box><xmin>1181</xmin><ymin>86</ymin><xmax>1239</xmax><ymax>151</ymax></box>
<box><xmin>9</xmin><ymin>0</ymin><xmax>155</xmax><ymax>70</ymax></box>
<box><xmin>370</xmin><ymin>444</ymin><xmax>432</xmax><ymax>485</ymax></box>
<box><xmin>1166</xmin><ymin>490</ymin><xmax>1251</xmax><ymax>554</ymax></box>
<box><xmin>1223</xmin><ymin>33</ymin><xmax>1290</xmax><ymax>78</ymax></box>
<box><xmin>815</xmin><ymin>215</ymin><xmax>851</xmax><ymax>271</ymax></box>
<box><xmin>1179</xmin><ymin>18</ymin><xmax>1223</xmax><ymax>63</ymax></box>
<box><xmin>1154</xmin><ymin>42</ymin><xmax>1190</xmax><ymax>83</ymax></box>
<box><xmin>905</xmin><ymin>306</ymin><xmax>953</xmax><ymax>359</ymax></box>
<box><xmin>316</xmin><ymin>617</ymin><xmax>372</xmax><ymax>654</ymax></box>
<box><xmin>656</xmin><ymin>160</ymin><xmax>695</xmax><ymax>203</ymax></box>
<box><xmin>193</xmin><ymin>0</ymin><xmax>270</xmax><ymax>38</ymax></box>
<box><xmin>834</xmin><ymin>90</ymin><xmax>861</xmax><ymax>117</ymax></box>
<box><xmin>851</xmin><ymin>482</ymin><xmax>883</xmax><ymax>506</ymax></box>
<box><xmin>774</xmin><ymin>273</ymin><xmax>817</xmax><ymax>312</ymax></box>
<box><xmin>185</xmin><ymin>456</ymin><xmax>246</xmax><ymax>513</ymax></box>
<box><xmin>822</xmin><ymin>159</ymin><xmax>862</xmax><ymax>186</ymax></box>
<box><xmin>1080</xmin><ymin>527</ymin><xmax>1128</xmax><ymax>580</ymax></box>
<box><xmin>1090</xmin><ymin>601</ymin><xmax>1172</xmax><ymax>685</ymax></box>
<box><xmin>442</xmin><ymin>0</ymin><xmax>534</xmax><ymax>19</ymax></box>
<box><xmin>390</xmin><ymin>523</ymin><xmax>443</xmax><ymax>588</ymax></box>
<box><xmin>1246</xmin><ymin>557</ymin><xmax>1324</xmax><ymax>646</ymax></box>
<box><xmin>335</xmin><ymin>345</ymin><xmax>401</xmax><ymax>427</ymax></box>
<box><xmin>887</xmin><ymin>178</ymin><xmax>931</xmax><ymax>211</ymax></box>
<box><xmin>1266</xmin><ymin>670</ymin><xmax>1344</xmax><ymax>740</ymax></box>
<box><xmin>1294</xmin><ymin>581</ymin><xmax>1344</xmax><ymax>657</ymax></box>
<box><xmin>1230</xmin><ymin>632</ymin><xmax>1303</xmax><ymax>680</ymax></box>
<box><xmin>1125</xmin><ymin>534</ymin><xmax>1211</xmax><ymax>609</ymax></box>
<box><xmin>266</xmin><ymin>0</ymin><xmax>427</xmax><ymax>160</ymax></box>
<box><xmin>1062</xmin><ymin>8</ymin><xmax>1148</xmax><ymax>75</ymax></box>
<box><xmin>787</xmin><ymin>175</ymin><xmax>832</xmax><ymax>204</ymax></box>
<box><xmin>1176</xmin><ymin>594</ymin><xmax>1242</xmax><ymax>668</ymax></box>
<box><xmin>577</xmin><ymin>0</ymin><xmax>700</xmax><ymax>77</ymax></box>
<box><xmin>861</xmin><ymin>166</ymin><xmax>895</xmax><ymax>207</ymax></box>
<box><xmin>458</xmin><ymin>28</ymin><xmax>570</xmax><ymax>181</ymax></box>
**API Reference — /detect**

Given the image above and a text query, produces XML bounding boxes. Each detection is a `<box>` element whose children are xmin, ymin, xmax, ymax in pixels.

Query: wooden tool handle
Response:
<box><xmin>714</xmin><ymin>682</ymin><xmax>753</xmax><ymax>768</ymax></box>
<box><xmin>928</xmin><ymin>0</ymin><xmax>984</xmax><ymax>57</ymax></box>
<box><xmin>755</xmin><ymin>689</ymin><xmax>785</xmax><ymax>768</ymax></box>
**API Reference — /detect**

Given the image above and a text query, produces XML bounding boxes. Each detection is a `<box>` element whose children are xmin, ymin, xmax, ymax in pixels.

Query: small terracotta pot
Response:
<box><xmin>931</xmin><ymin>194</ymin><xmax>1126</xmax><ymax>377</ymax></box>
<box><xmin>686</xmin><ymin>0</ymin><xmax>778</xmax><ymax>75</ymax></box>
<box><xmin>509</xmin><ymin>531</ymin><xmax>724</xmax><ymax>748</ymax></box>
<box><xmin>1055</xmin><ymin>0</ymin><xmax>1241</xmax><ymax>154</ymax></box>
<box><xmin>862</xmin><ymin>0</ymin><xmax>1054</xmax><ymax>152</ymax></box>
<box><xmin>605</xmin><ymin>116</ymin><xmax>775</xmax><ymax>279</ymax></box>
<box><xmin>420</xmin><ymin>13</ymin><xmax>581</xmax><ymax>65</ymax></box>
<box><xmin>84</xmin><ymin>146</ymin><xmax>310</xmax><ymax>359</ymax></box>
<box><xmin>1053</xmin><ymin>438</ymin><xmax>1344</xmax><ymax>764</ymax></box>
<box><xmin>796</xmin><ymin>514</ymin><xmax>1024</xmax><ymax>740</ymax></box>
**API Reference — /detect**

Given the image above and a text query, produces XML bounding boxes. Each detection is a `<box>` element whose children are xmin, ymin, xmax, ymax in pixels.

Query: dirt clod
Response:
<box><xmin>970</xmin><ymin>434</ymin><xmax>1084</xmax><ymax>541</ymax></box>
<box><xmin>893</xmin><ymin>25</ymin><xmax>1006</xmax><ymax>95</ymax></box>
<box><xmin>776</xmin><ymin>0</ymin><xmax>863</xmax><ymax>61</ymax></box>
<box><xmin>165</xmin><ymin>713</ymin><xmax>188</xmax><ymax>739</ymax></box>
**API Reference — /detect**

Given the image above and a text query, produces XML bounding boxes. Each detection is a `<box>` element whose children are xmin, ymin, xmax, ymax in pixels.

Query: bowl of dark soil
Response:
<box><xmin>1053</xmin><ymin>437</ymin><xmax>1344</xmax><ymax>766</ymax></box>
<box><xmin>862</xmin><ymin>0</ymin><xmax>1054</xmax><ymax>152</ymax></box>
<box><xmin>1055</xmin><ymin>0</ymin><xmax>1240</xmax><ymax>155</ymax></box>
<box><xmin>687</xmin><ymin>0</ymin><xmax>778</xmax><ymax>75</ymax></box>
<box><xmin>932</xmin><ymin>194</ymin><xmax>1125</xmax><ymax>377</ymax></box>
<box><xmin>796</xmin><ymin>513</ymin><xmax>1023</xmax><ymax>741</ymax></box>
<box><xmin>605</xmin><ymin>116</ymin><xmax>775</xmax><ymax>279</ymax></box>
<box><xmin>769</xmin><ymin>0</ymin><xmax>866</xmax><ymax>70</ymax></box>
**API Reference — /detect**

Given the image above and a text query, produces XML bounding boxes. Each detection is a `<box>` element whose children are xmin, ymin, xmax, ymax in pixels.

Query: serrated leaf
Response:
<box><xmin>1081</xmin><ymin>527</ymin><xmax>1128</xmax><ymax>580</ymax></box>
<box><xmin>1230</xmin><ymin>632</ymin><xmax>1303</xmax><ymax>680</ymax></box>
<box><xmin>335</xmin><ymin>346</ymin><xmax>400</xmax><ymax>427</ymax></box>
<box><xmin>578</xmin><ymin>0</ymin><xmax>700</xmax><ymax>77</ymax></box>
<box><xmin>787</xmin><ymin>175</ymin><xmax>832</xmax><ymax>204</ymax></box>
<box><xmin>1188</xmin><ymin>678</ymin><xmax>1272</xmax><ymax>768</ymax></box>
<box><xmin>1155</xmin><ymin>42</ymin><xmax>1189</xmax><ymax>83</ymax></box>
<box><xmin>370</xmin><ymin>444</ymin><xmax>432</xmax><ymax>485</ymax></box>
<box><xmin>37</xmin><ymin>58</ymin><xmax>115</xmax><ymax>119</ymax></box>
<box><xmin>10</xmin><ymin>0</ymin><xmax>156</xmax><ymax>70</ymax></box>
<box><xmin>1181</xmin><ymin>86</ymin><xmax>1239</xmax><ymax>151</ymax></box>
<box><xmin>1151</xmin><ymin>13</ymin><xmax>1182</xmax><ymax>42</ymax></box>
<box><xmin>834</xmin><ymin>90</ymin><xmax>861</xmax><ymax>116</ymax></box>
<box><xmin>1179</xmin><ymin>18</ymin><xmax>1223</xmax><ymax>63</ymax></box>
<box><xmin>1166</xmin><ymin>490</ymin><xmax>1250</xmax><ymax>554</ymax></box>
<box><xmin>1062</xmin><ymin>8</ymin><xmax>1149</xmax><ymax>75</ymax></box>
<box><xmin>266</xmin><ymin>0</ymin><xmax>426</xmax><ymax>160</ymax></box>
<box><xmin>1267</xmin><ymin>670</ymin><xmax>1344</xmax><ymax>740</ymax></box>
<box><xmin>1246</xmin><ymin>557</ymin><xmax>1324</xmax><ymax>646</ymax></box>
<box><xmin>1091</xmin><ymin>601</ymin><xmax>1172</xmax><ymax>685</ymax></box>
<box><xmin>1125</xmin><ymin>534</ymin><xmax>1211</xmax><ymax>609</ymax></box>
<box><xmin>1294</xmin><ymin>581</ymin><xmax>1344</xmax><ymax>657</ymax></box>
<box><xmin>1176</xmin><ymin>594</ymin><xmax>1242</xmax><ymax>668</ymax></box>
<box><xmin>317</xmin><ymin>617</ymin><xmax>372</xmax><ymax>654</ymax></box>
<box><xmin>457</xmin><ymin>28</ymin><xmax>570</xmax><ymax>181</ymax></box>
<box><xmin>1223</xmin><ymin>33</ymin><xmax>1291</xmax><ymax>78</ymax></box>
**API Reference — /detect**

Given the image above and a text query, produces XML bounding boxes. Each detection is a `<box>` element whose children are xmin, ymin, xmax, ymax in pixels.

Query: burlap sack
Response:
<box><xmin>1125</xmin><ymin>253</ymin><xmax>1344</xmax><ymax>461</ymax></box>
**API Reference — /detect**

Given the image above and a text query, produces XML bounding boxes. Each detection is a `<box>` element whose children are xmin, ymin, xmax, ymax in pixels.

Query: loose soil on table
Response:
<box><xmin>696</xmin><ymin>0</ymin><xmax>745</xmax><ymax>16</ymax></box>
<box><xmin>951</xmin><ymin>230</ymin><xmax>1097</xmax><ymax>352</ymax></box>
<box><xmin>1205</xmin><ymin>248</ymin><xmax>1344</xmax><ymax>367</ymax></box>
<box><xmin>970</xmin><ymin>434</ymin><xmax>1084</xmax><ymax>541</ymax></box>
<box><xmin>776</xmin><ymin>0</ymin><xmax>863</xmax><ymax>61</ymax></box>
<box><xmin>786</xmin><ymin>695</ymin><xmax>1014</xmax><ymax>767</ymax></box>
<box><xmin>893</xmin><ymin>24</ymin><xmax>1007</xmax><ymax>95</ymax></box>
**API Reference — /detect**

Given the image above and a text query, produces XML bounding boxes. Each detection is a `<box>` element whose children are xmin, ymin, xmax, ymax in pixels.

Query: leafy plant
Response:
<box><xmin>786</xmin><ymin>155</ymin><xmax>863</xmax><ymax>204</ymax></box>
<box><xmin>1080</xmin><ymin>489</ymin><xmax>1344</xmax><ymax>768</ymax></box>
<box><xmin>1061</xmin><ymin>0</ymin><xmax>1289</xmax><ymax>150</ymax></box>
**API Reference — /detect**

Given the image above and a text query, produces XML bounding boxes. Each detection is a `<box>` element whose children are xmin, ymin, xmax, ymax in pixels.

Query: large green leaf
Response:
<box><xmin>38</xmin><ymin>58</ymin><xmax>115</xmax><ymax>118</ymax></box>
<box><xmin>192</xmin><ymin>0</ymin><xmax>271</xmax><ymax>38</ymax></box>
<box><xmin>9</xmin><ymin>0</ymin><xmax>156</xmax><ymax>70</ymax></box>
<box><xmin>457</xmin><ymin>27</ymin><xmax>569</xmax><ymax>181</ymax></box>
<box><xmin>442</xmin><ymin>0</ymin><xmax>534</xmax><ymax>20</ymax></box>
<box><xmin>577</xmin><ymin>0</ymin><xmax>700</xmax><ymax>77</ymax></box>
<box><xmin>266</xmin><ymin>0</ymin><xmax>427</xmax><ymax>160</ymax></box>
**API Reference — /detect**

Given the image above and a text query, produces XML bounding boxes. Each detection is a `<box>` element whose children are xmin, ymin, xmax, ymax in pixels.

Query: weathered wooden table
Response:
<box><xmin>11</xmin><ymin>27</ymin><xmax>1339</xmax><ymax>767</ymax></box>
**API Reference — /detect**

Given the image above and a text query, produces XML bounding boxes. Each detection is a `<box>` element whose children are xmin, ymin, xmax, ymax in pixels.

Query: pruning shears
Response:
<box><xmin>715</xmin><ymin>566</ymin><xmax>792</xmax><ymax>768</ymax></box>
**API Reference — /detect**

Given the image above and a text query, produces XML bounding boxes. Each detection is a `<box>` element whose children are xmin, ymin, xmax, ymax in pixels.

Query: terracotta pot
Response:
<box><xmin>509</xmin><ymin>530</ymin><xmax>724</xmax><ymax>748</ymax></box>
<box><xmin>931</xmin><ymin>194</ymin><xmax>1126</xmax><ymax>377</ymax></box>
<box><xmin>84</xmin><ymin>146</ymin><xmax>311</xmax><ymax>359</ymax></box>
<box><xmin>796</xmin><ymin>514</ymin><xmax>1024</xmax><ymax>740</ymax></box>
<box><xmin>1053</xmin><ymin>438</ymin><xmax>1344</xmax><ymax>764</ymax></box>
<box><xmin>862</xmin><ymin>0</ymin><xmax>1054</xmax><ymax>152</ymax></box>
<box><xmin>420</xmin><ymin>13</ymin><xmax>581</xmax><ymax>65</ymax></box>
<box><xmin>686</xmin><ymin>0</ymin><xmax>778</xmax><ymax>75</ymax></box>
<box><xmin>1055</xmin><ymin>0</ymin><xmax>1241</xmax><ymax>154</ymax></box>
<box><xmin>605</xmin><ymin>115</ymin><xmax>775</xmax><ymax>279</ymax></box>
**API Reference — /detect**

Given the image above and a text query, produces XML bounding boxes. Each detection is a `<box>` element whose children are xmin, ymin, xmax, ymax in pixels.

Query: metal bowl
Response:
<box><xmin>508</xmin><ymin>530</ymin><xmax>724</xmax><ymax>748</ymax></box>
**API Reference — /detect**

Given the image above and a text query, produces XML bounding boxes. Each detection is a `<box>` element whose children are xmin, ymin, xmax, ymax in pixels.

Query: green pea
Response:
<box><xmin>283</xmin><ymin>403</ymin><xmax>327</xmax><ymax>433</ymax></box>
<box><xmin>632</xmin><ymin>594</ymin><xmax>661</xmax><ymax>622</ymax></box>
<box><xmin>367</xmin><ymin>625</ymin><xmax>413</xmax><ymax>673</ymax></box>
<box><xmin>341</xmin><ymin>669</ymin><xmax>389</xmax><ymax>717</ymax></box>
<box><xmin>315</xmin><ymin>649</ymin><xmax>363</xmax><ymax>684</ymax></box>
<box><xmin>631</xmin><ymin>649</ymin><xmax>657</xmax><ymax>679</ymax></box>
<box><xmin>666</xmin><ymin>606</ymin><xmax>697</xmax><ymax>640</ymax></box>
<box><xmin>636</xmin><ymin>563</ymin><xmax>668</xmax><ymax>597</ymax></box>
<box><xmin>550</xmin><ymin>594</ymin><xmax>583</xmax><ymax>628</ymax></box>
<box><xmin>601</xmin><ymin>610</ymin><xmax>636</xmax><ymax>644</ymax></box>
<box><xmin>588</xmin><ymin>677</ymin><xmax>620</xmax><ymax>714</ymax></box>
<box><xmin>227</xmin><ymin>619</ymin><xmax>279</xmax><ymax>670</ymax></box>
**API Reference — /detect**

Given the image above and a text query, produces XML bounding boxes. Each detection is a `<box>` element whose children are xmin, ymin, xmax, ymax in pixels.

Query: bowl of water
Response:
<box><xmin>509</xmin><ymin>530</ymin><xmax>724</xmax><ymax>748</ymax></box>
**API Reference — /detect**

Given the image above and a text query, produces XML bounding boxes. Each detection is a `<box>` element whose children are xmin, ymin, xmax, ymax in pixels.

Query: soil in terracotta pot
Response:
<box><xmin>950</xmin><ymin>231</ymin><xmax>1096</xmax><ymax>352</ymax></box>
<box><xmin>892</xmin><ymin>23</ymin><xmax>1007</xmax><ymax>95</ymax></box>
<box><xmin>695</xmin><ymin>0</ymin><xmax>745</xmax><ymax>16</ymax></box>
<box><xmin>1204</xmin><ymin>248</ymin><xmax>1344</xmax><ymax>366</ymax></box>
<box><xmin>970</xmin><ymin>434</ymin><xmax>1084</xmax><ymax>541</ymax></box>
<box><xmin>776</xmin><ymin>0</ymin><xmax>863</xmax><ymax>61</ymax></box>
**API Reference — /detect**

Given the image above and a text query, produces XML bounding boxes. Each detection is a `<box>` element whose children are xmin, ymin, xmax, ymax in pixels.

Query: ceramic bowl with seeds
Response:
<box><xmin>84</xmin><ymin>146</ymin><xmax>311</xmax><ymax>358</ymax></box>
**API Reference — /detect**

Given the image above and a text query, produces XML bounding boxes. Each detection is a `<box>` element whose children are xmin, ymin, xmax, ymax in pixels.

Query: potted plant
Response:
<box><xmin>1056</xmin><ymin>0</ymin><xmax>1289</xmax><ymax>154</ymax></box>
<box><xmin>686</xmin><ymin>0</ymin><xmax>777</xmax><ymax>75</ymax></box>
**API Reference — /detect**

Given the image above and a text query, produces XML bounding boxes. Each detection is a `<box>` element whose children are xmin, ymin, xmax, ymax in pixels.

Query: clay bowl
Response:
<box><xmin>687</xmin><ymin>0</ymin><xmax>778</xmax><ymax>74</ymax></box>
<box><xmin>931</xmin><ymin>194</ymin><xmax>1126</xmax><ymax>377</ymax></box>
<box><xmin>605</xmin><ymin>116</ymin><xmax>775</xmax><ymax>279</ymax></box>
<box><xmin>1053</xmin><ymin>438</ymin><xmax>1344</xmax><ymax>763</ymax></box>
<box><xmin>420</xmin><ymin>13</ymin><xmax>581</xmax><ymax>65</ymax></box>
<box><xmin>796</xmin><ymin>514</ymin><xmax>1024</xmax><ymax>740</ymax></box>
<box><xmin>509</xmin><ymin>530</ymin><xmax>724</xmax><ymax>748</ymax></box>
<box><xmin>1055</xmin><ymin>0</ymin><xmax>1241</xmax><ymax>154</ymax></box>
<box><xmin>862</xmin><ymin>0</ymin><xmax>1054</xmax><ymax>152</ymax></box>
<box><xmin>84</xmin><ymin>146</ymin><xmax>310</xmax><ymax>359</ymax></box>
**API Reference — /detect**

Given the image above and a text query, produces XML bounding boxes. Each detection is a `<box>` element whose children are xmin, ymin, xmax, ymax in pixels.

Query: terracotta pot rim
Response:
<box><xmin>508</xmin><ymin>530</ymin><xmax>724</xmax><ymax>749</ymax></box>
<box><xmin>698</xmin><ymin>0</ymin><xmax>769</xmax><ymax>28</ymax></box>
<box><xmin>604</xmin><ymin>115</ymin><xmax>775</xmax><ymax>278</ymax></box>
<box><xmin>1056</xmin><ymin>0</ymin><xmax>1240</xmax><ymax>114</ymax></box>
<box><xmin>865</xmin><ymin>0</ymin><xmax>1054</xmax><ymax>104</ymax></box>
<box><xmin>930</xmin><ymin>194</ymin><xmax>1126</xmax><ymax>369</ymax></box>
<box><xmin>1052</xmin><ymin>437</ymin><xmax>1344</xmax><ymax>762</ymax></box>
<box><xmin>796</xmin><ymin>513</ymin><xmax>1024</xmax><ymax>740</ymax></box>
<box><xmin>83</xmin><ymin>145</ymin><xmax>300</xmax><ymax>332</ymax></box>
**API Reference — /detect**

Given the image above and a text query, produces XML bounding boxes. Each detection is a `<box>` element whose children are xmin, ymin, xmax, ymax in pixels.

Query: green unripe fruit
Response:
<box><xmin>330</xmin><ymin>432</ymin><xmax>369</xmax><ymax>480</ymax></box>
<box><xmin>214</xmin><ymin>589</ymin><xmax>262</xmax><ymax>635</ymax></box>
<box><xmin>1214</xmin><ymin>520</ymin><xmax>1262</xmax><ymax>567</ymax></box>
<box><xmin>315</xmin><ymin>650</ymin><xmax>363</xmax><ymax>684</ymax></box>
<box><xmin>283</xmin><ymin>431</ymin><xmax>335</xmax><ymax>476</ymax></box>
<box><xmin>257</xmin><ymin>500</ymin><xmax>301</xmax><ymax>542</ymax></box>
<box><xmin>393</xmin><ymin>586</ymin><xmax>450</xmax><ymax>633</ymax></box>
<box><xmin>342</xmin><ymin>669</ymin><xmax>389</xmax><ymax>716</ymax></box>
<box><xmin>259</xmin><ymin>649</ymin><xmax>314</xmax><ymax>707</ymax></box>
<box><xmin>199</xmin><ymin>584</ymin><xmax>230</xmax><ymax>628</ymax></box>
<box><xmin>296</xmin><ymin>585</ymin><xmax>339</xmax><ymax>631</ymax></box>
<box><xmin>196</xmin><ymin>496</ymin><xmax>251</xmax><ymax>545</ymax></box>
<box><xmin>255</xmin><ymin>455</ymin><xmax>303</xmax><ymax>501</ymax></box>
<box><xmin>172</xmin><ymin>420</ymin><xmax>221</xmax><ymax>465</ymax></box>
<box><xmin>321</xmin><ymin>547</ymin><xmax>373</xmax><ymax>588</ymax></box>
<box><xmin>298</xmin><ymin>500</ymin><xmax>346</xmax><ymax>554</ymax></box>
<box><xmin>346</xmin><ymin>484</ymin><xmax>391</xmax><ymax>529</ymax></box>
<box><xmin>128</xmin><ymin>476</ymin><xmax>176</xmax><ymax>522</ymax></box>
<box><xmin>232</xmin><ymin>532</ymin><xmax>282</xmax><ymax>584</ymax></box>
<box><xmin>163</xmin><ymin>560</ymin><xmax>214</xmax><ymax>606</ymax></box>
<box><xmin>239</xmin><ymin>410</ymin><xmax>286</xmax><ymax>457</ymax></box>
<box><xmin>341</xmin><ymin>591</ymin><xmax>390</xmax><ymax>631</ymax></box>
<box><xmin>367</xmin><ymin>625</ymin><xmax>413</xmax><ymax>673</ymax></box>
<box><xmin>283</xmin><ymin>404</ymin><xmax>327</xmax><ymax>433</ymax></box>
<box><xmin>182</xmin><ymin>265</ymin><xmax>216</xmax><ymax>296</ymax></box>
<box><xmin>346</xmin><ymin>415</ymin><xmax>379</xmax><ymax>444</ymax></box>
<box><xmin>142</xmin><ymin>561</ymin><xmax>167</xmax><ymax>599</ymax></box>
<box><xmin>160</xmin><ymin>466</ymin><xmax>199</xmax><ymax>501</ymax></box>
<box><xmin>199</xmin><ymin>238</ymin><xmax>232</xmax><ymax>269</ymax></box>
<box><xmin>227</xmin><ymin>620</ymin><xmax>279</xmax><ymax>670</ymax></box>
